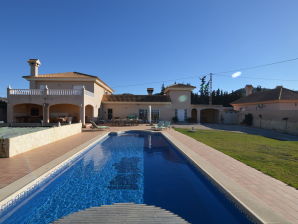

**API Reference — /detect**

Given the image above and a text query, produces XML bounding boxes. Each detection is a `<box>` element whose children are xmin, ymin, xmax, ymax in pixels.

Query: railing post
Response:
<box><xmin>7</xmin><ymin>85</ymin><xmax>11</xmax><ymax>97</ymax></box>
<box><xmin>44</xmin><ymin>85</ymin><xmax>48</xmax><ymax>96</ymax></box>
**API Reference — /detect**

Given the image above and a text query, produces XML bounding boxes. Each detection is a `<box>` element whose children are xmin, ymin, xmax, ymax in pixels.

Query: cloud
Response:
<box><xmin>231</xmin><ymin>71</ymin><xmax>241</xmax><ymax>78</ymax></box>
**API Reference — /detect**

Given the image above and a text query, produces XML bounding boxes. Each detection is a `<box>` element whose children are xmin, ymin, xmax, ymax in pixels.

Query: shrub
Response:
<box><xmin>242</xmin><ymin>113</ymin><xmax>253</xmax><ymax>126</ymax></box>
<box><xmin>172</xmin><ymin>116</ymin><xmax>178</xmax><ymax>122</ymax></box>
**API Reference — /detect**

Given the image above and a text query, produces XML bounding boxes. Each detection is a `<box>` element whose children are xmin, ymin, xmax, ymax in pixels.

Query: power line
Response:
<box><xmin>213</xmin><ymin>57</ymin><xmax>298</xmax><ymax>74</ymax></box>
<box><xmin>214</xmin><ymin>73</ymin><xmax>298</xmax><ymax>82</ymax></box>
<box><xmin>113</xmin><ymin>57</ymin><xmax>298</xmax><ymax>88</ymax></box>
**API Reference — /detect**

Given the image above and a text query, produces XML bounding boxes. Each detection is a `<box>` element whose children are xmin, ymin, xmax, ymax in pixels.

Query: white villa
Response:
<box><xmin>7</xmin><ymin>59</ymin><xmax>230</xmax><ymax>125</ymax></box>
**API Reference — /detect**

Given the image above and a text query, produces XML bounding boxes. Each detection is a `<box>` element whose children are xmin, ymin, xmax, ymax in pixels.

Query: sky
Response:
<box><xmin>0</xmin><ymin>0</ymin><xmax>298</xmax><ymax>96</ymax></box>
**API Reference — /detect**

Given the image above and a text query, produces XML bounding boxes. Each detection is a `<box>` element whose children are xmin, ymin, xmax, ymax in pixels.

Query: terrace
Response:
<box><xmin>7</xmin><ymin>86</ymin><xmax>95</xmax><ymax>124</ymax></box>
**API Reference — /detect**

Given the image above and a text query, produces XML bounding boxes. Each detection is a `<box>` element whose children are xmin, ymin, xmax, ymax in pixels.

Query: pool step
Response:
<box><xmin>53</xmin><ymin>203</ymin><xmax>190</xmax><ymax>224</ymax></box>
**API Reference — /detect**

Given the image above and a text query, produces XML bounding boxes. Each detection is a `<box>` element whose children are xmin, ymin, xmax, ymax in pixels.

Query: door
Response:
<box><xmin>177</xmin><ymin>109</ymin><xmax>185</xmax><ymax>122</ymax></box>
<box><xmin>107</xmin><ymin>109</ymin><xmax>113</xmax><ymax>120</ymax></box>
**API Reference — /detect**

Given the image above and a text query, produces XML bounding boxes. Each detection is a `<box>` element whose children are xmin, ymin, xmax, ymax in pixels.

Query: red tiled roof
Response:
<box><xmin>165</xmin><ymin>83</ymin><xmax>196</xmax><ymax>89</ymax></box>
<box><xmin>102</xmin><ymin>94</ymin><xmax>171</xmax><ymax>102</ymax></box>
<box><xmin>232</xmin><ymin>86</ymin><xmax>298</xmax><ymax>104</ymax></box>
<box><xmin>23</xmin><ymin>72</ymin><xmax>113</xmax><ymax>92</ymax></box>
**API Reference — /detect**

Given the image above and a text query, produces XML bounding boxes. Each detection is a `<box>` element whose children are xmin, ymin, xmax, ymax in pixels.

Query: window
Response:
<box><xmin>107</xmin><ymin>109</ymin><xmax>113</xmax><ymax>120</ymax></box>
<box><xmin>31</xmin><ymin>107</ymin><xmax>39</xmax><ymax>116</ymax></box>
<box><xmin>151</xmin><ymin>109</ymin><xmax>160</xmax><ymax>123</ymax></box>
<box><xmin>139</xmin><ymin>109</ymin><xmax>148</xmax><ymax>121</ymax></box>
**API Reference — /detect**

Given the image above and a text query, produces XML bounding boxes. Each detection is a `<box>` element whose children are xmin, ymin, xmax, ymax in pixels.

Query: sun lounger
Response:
<box><xmin>90</xmin><ymin>121</ymin><xmax>109</xmax><ymax>131</ymax></box>
<box><xmin>151</xmin><ymin>121</ymin><xmax>166</xmax><ymax>131</ymax></box>
<box><xmin>164</xmin><ymin>121</ymin><xmax>171</xmax><ymax>129</ymax></box>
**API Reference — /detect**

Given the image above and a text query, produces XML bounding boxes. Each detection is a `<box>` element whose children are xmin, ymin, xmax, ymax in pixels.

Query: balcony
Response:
<box><xmin>8</xmin><ymin>88</ymin><xmax>94</xmax><ymax>97</ymax></box>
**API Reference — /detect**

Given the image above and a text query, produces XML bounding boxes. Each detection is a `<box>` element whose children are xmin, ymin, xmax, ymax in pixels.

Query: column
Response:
<box><xmin>43</xmin><ymin>103</ymin><xmax>50</xmax><ymax>124</ymax></box>
<box><xmin>197</xmin><ymin>109</ymin><xmax>201</xmax><ymax>124</ymax></box>
<box><xmin>148</xmin><ymin>105</ymin><xmax>152</xmax><ymax>124</ymax></box>
<box><xmin>80</xmin><ymin>104</ymin><xmax>85</xmax><ymax>125</ymax></box>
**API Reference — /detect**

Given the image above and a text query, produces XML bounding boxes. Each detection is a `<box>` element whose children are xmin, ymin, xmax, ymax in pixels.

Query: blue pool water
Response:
<box><xmin>0</xmin><ymin>131</ymin><xmax>253</xmax><ymax>224</ymax></box>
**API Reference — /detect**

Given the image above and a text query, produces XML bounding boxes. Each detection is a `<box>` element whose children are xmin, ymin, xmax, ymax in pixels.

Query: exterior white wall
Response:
<box><xmin>0</xmin><ymin>123</ymin><xmax>82</xmax><ymax>158</ymax></box>
<box><xmin>238</xmin><ymin>110</ymin><xmax>298</xmax><ymax>135</ymax></box>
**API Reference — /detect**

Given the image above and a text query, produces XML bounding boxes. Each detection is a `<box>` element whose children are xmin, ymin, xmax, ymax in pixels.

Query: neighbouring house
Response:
<box><xmin>0</xmin><ymin>97</ymin><xmax>7</xmax><ymax>122</ymax></box>
<box><xmin>231</xmin><ymin>84</ymin><xmax>298</xmax><ymax>135</ymax></box>
<box><xmin>7</xmin><ymin>59</ymin><xmax>233</xmax><ymax>125</ymax></box>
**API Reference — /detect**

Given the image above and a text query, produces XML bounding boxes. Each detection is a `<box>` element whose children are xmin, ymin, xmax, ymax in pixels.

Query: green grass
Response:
<box><xmin>175</xmin><ymin>128</ymin><xmax>298</xmax><ymax>189</ymax></box>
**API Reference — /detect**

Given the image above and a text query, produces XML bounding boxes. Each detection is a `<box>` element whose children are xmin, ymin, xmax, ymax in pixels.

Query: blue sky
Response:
<box><xmin>1</xmin><ymin>0</ymin><xmax>298</xmax><ymax>96</ymax></box>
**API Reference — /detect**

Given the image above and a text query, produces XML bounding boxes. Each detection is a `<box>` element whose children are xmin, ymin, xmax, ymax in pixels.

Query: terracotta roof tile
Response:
<box><xmin>23</xmin><ymin>72</ymin><xmax>113</xmax><ymax>92</ymax></box>
<box><xmin>23</xmin><ymin>72</ymin><xmax>97</xmax><ymax>79</ymax></box>
<box><xmin>102</xmin><ymin>94</ymin><xmax>171</xmax><ymax>102</ymax></box>
<box><xmin>232</xmin><ymin>86</ymin><xmax>298</xmax><ymax>104</ymax></box>
<box><xmin>165</xmin><ymin>83</ymin><xmax>196</xmax><ymax>89</ymax></box>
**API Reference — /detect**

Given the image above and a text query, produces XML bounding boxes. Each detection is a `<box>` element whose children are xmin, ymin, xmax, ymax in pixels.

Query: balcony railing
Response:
<box><xmin>8</xmin><ymin>88</ymin><xmax>94</xmax><ymax>97</ymax></box>
<box><xmin>9</xmin><ymin>89</ymin><xmax>42</xmax><ymax>95</ymax></box>
<box><xmin>48</xmin><ymin>89</ymin><xmax>82</xmax><ymax>95</ymax></box>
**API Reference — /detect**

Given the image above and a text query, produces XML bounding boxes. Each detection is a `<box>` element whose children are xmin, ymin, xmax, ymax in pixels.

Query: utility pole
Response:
<box><xmin>209</xmin><ymin>73</ymin><xmax>213</xmax><ymax>105</ymax></box>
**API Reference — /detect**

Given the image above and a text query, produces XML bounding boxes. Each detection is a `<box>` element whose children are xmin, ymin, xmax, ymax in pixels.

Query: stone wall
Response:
<box><xmin>238</xmin><ymin>110</ymin><xmax>298</xmax><ymax>135</ymax></box>
<box><xmin>0</xmin><ymin>123</ymin><xmax>82</xmax><ymax>158</ymax></box>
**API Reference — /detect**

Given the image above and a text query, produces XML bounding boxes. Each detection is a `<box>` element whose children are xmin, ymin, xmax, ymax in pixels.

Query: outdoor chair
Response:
<box><xmin>90</xmin><ymin>121</ymin><xmax>109</xmax><ymax>131</ymax></box>
<box><xmin>164</xmin><ymin>121</ymin><xmax>171</xmax><ymax>129</ymax></box>
<box><xmin>151</xmin><ymin>121</ymin><xmax>166</xmax><ymax>131</ymax></box>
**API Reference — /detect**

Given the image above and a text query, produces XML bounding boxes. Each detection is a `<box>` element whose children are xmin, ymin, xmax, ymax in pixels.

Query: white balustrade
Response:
<box><xmin>48</xmin><ymin>89</ymin><xmax>82</xmax><ymax>95</ymax></box>
<box><xmin>9</xmin><ymin>89</ymin><xmax>42</xmax><ymax>95</ymax></box>
<box><xmin>8</xmin><ymin>89</ymin><xmax>93</xmax><ymax>96</ymax></box>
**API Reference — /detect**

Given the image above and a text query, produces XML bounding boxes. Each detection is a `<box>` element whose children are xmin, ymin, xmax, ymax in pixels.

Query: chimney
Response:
<box><xmin>147</xmin><ymin>88</ymin><xmax>154</xmax><ymax>95</ymax></box>
<box><xmin>27</xmin><ymin>59</ymin><xmax>41</xmax><ymax>76</ymax></box>
<box><xmin>245</xmin><ymin>84</ymin><xmax>253</xmax><ymax>96</ymax></box>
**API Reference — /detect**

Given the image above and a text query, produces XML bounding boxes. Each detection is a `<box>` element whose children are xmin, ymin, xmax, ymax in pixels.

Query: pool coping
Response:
<box><xmin>162</xmin><ymin>131</ymin><xmax>291</xmax><ymax>224</ymax></box>
<box><xmin>0</xmin><ymin>132</ymin><xmax>109</xmax><ymax>211</ymax></box>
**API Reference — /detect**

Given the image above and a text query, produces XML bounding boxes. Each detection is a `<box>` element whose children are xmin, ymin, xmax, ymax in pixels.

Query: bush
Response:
<box><xmin>242</xmin><ymin>113</ymin><xmax>253</xmax><ymax>126</ymax></box>
<box><xmin>172</xmin><ymin>116</ymin><xmax>178</xmax><ymax>122</ymax></box>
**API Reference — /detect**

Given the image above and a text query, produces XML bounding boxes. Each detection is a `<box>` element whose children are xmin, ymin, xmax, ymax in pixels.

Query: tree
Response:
<box><xmin>160</xmin><ymin>83</ymin><xmax>165</xmax><ymax>95</ymax></box>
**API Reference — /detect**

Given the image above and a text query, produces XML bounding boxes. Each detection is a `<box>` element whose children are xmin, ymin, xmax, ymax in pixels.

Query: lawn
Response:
<box><xmin>175</xmin><ymin>128</ymin><xmax>298</xmax><ymax>189</ymax></box>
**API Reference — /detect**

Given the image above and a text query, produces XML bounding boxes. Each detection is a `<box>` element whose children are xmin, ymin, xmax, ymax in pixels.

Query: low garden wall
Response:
<box><xmin>0</xmin><ymin>123</ymin><xmax>82</xmax><ymax>158</ymax></box>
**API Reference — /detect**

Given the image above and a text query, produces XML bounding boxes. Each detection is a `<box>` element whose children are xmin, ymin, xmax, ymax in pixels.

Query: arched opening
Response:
<box><xmin>200</xmin><ymin>109</ymin><xmax>219</xmax><ymax>123</ymax></box>
<box><xmin>13</xmin><ymin>104</ymin><xmax>43</xmax><ymax>123</ymax></box>
<box><xmin>85</xmin><ymin>105</ymin><xmax>94</xmax><ymax>123</ymax></box>
<box><xmin>191</xmin><ymin>108</ymin><xmax>197</xmax><ymax>123</ymax></box>
<box><xmin>49</xmin><ymin>104</ymin><xmax>80</xmax><ymax>123</ymax></box>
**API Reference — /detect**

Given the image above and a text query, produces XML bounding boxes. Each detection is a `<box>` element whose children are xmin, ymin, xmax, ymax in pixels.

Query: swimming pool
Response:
<box><xmin>0</xmin><ymin>131</ymin><xmax>253</xmax><ymax>224</ymax></box>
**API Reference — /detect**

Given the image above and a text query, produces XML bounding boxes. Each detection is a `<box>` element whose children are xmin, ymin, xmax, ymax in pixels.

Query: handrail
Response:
<box><xmin>9</xmin><ymin>89</ymin><xmax>42</xmax><ymax>95</ymax></box>
<box><xmin>8</xmin><ymin>89</ymin><xmax>93</xmax><ymax>96</ymax></box>
<box><xmin>48</xmin><ymin>89</ymin><xmax>82</xmax><ymax>95</ymax></box>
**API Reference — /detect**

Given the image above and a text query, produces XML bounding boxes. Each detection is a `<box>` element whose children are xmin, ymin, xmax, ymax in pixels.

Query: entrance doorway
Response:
<box><xmin>177</xmin><ymin>109</ymin><xmax>185</xmax><ymax>122</ymax></box>
<box><xmin>107</xmin><ymin>109</ymin><xmax>113</xmax><ymax>120</ymax></box>
<box><xmin>200</xmin><ymin>109</ymin><xmax>219</xmax><ymax>123</ymax></box>
<box><xmin>191</xmin><ymin>109</ymin><xmax>197</xmax><ymax>123</ymax></box>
